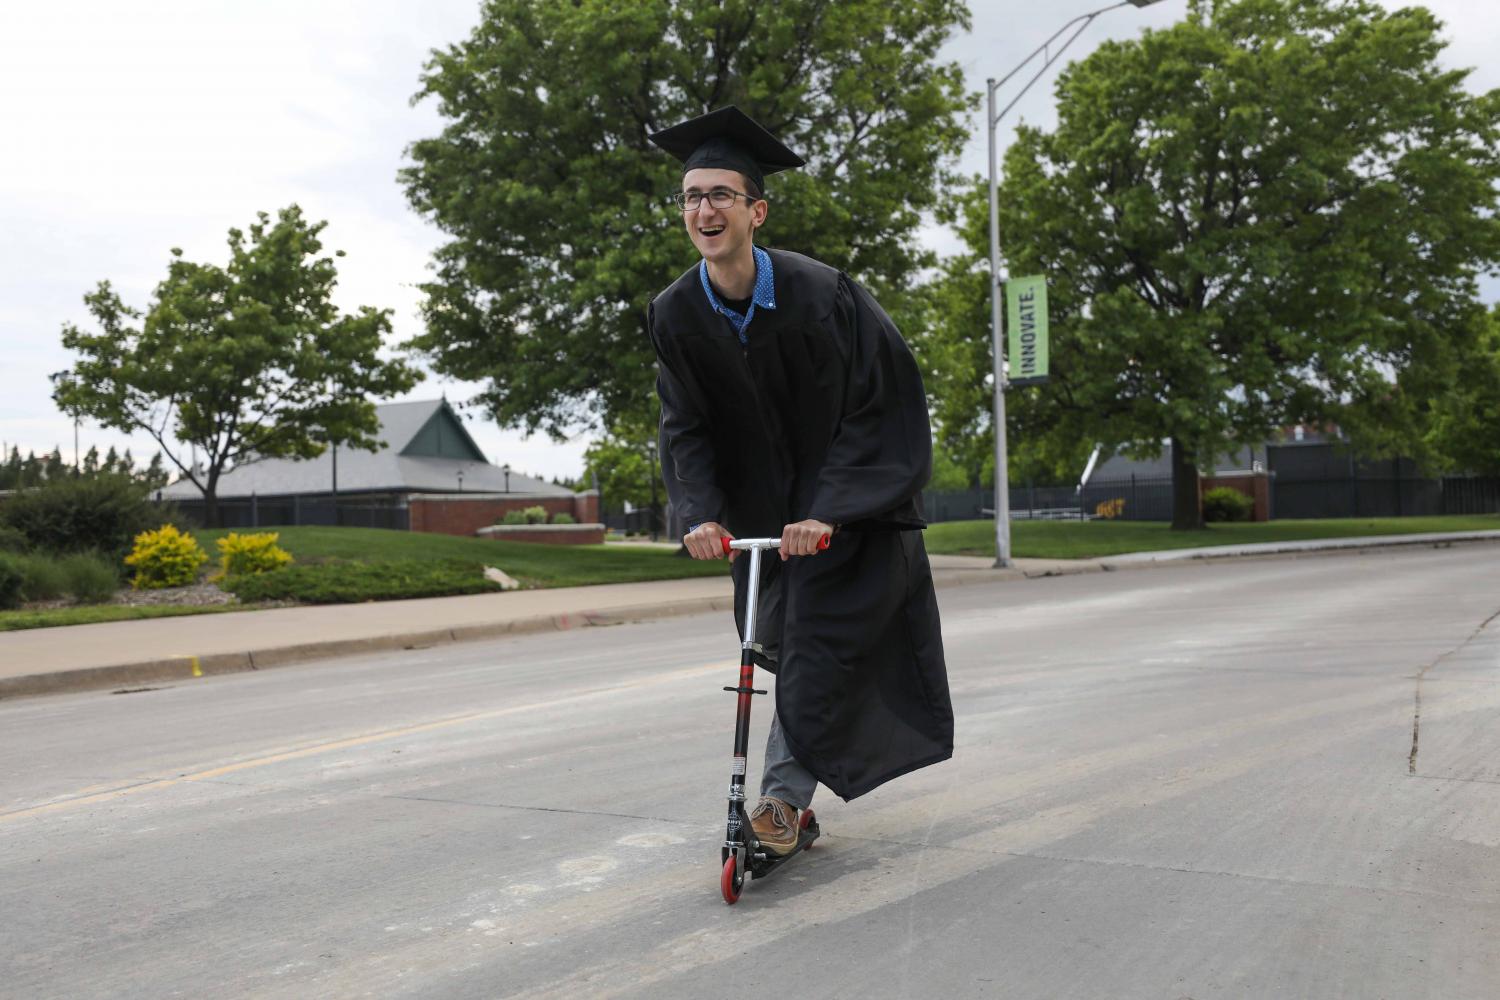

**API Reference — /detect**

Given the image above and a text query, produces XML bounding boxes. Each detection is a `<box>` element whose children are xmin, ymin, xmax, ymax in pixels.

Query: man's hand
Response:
<box><xmin>780</xmin><ymin>519</ymin><xmax>835</xmax><ymax>561</ymax></box>
<box><xmin>684</xmin><ymin>521</ymin><xmax>735</xmax><ymax>561</ymax></box>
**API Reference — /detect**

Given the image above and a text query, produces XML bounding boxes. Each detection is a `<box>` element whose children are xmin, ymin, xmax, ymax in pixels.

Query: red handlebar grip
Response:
<box><xmin>721</xmin><ymin>536</ymin><xmax>733</xmax><ymax>554</ymax></box>
<box><xmin>818</xmin><ymin>535</ymin><xmax>831</xmax><ymax>550</ymax></box>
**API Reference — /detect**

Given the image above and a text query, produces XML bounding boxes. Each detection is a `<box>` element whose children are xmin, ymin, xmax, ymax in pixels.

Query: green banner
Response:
<box><xmin>1006</xmin><ymin>275</ymin><xmax>1049</xmax><ymax>384</ymax></box>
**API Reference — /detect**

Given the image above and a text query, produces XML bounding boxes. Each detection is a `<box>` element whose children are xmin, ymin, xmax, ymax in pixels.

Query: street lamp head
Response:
<box><xmin>1127</xmin><ymin>0</ymin><xmax>1167</xmax><ymax>6</ymax></box>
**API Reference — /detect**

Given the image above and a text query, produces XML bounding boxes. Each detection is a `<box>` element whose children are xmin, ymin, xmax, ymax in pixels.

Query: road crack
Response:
<box><xmin>1407</xmin><ymin>605</ymin><xmax>1500</xmax><ymax>775</ymax></box>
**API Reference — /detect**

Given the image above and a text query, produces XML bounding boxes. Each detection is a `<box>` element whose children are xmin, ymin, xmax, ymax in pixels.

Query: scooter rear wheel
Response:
<box><xmin>800</xmin><ymin>808</ymin><xmax>816</xmax><ymax>849</ymax></box>
<box><xmin>720</xmin><ymin>855</ymin><xmax>742</xmax><ymax>904</ymax></box>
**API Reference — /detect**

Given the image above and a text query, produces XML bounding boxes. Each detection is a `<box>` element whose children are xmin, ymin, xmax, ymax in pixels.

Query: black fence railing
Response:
<box><xmin>1267</xmin><ymin>444</ymin><xmax>1500</xmax><ymax>519</ymax></box>
<box><xmin>1270</xmin><ymin>475</ymin><xmax>1499</xmax><ymax>519</ymax></box>
<box><xmin>166</xmin><ymin>493</ymin><xmax>410</xmax><ymax>531</ymax></box>
<box><xmin>923</xmin><ymin>476</ymin><xmax>1174</xmax><ymax>523</ymax></box>
<box><xmin>602</xmin><ymin>508</ymin><xmax>662</xmax><ymax>536</ymax></box>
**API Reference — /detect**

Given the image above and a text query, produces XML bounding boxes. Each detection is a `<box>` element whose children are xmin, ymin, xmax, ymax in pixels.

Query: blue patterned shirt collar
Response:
<box><xmin>698</xmin><ymin>245</ymin><xmax>775</xmax><ymax>345</ymax></box>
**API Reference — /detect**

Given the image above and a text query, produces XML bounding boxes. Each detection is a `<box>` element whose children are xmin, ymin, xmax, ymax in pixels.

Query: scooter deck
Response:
<box><xmin>748</xmin><ymin>815</ymin><xmax>820</xmax><ymax>880</ymax></box>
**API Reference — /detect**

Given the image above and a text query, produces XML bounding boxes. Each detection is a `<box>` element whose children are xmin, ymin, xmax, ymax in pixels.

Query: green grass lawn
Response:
<box><xmin>193</xmin><ymin>526</ymin><xmax>730</xmax><ymax>590</ymax></box>
<box><xmin>0</xmin><ymin>603</ymin><xmax>248</xmax><ymax>633</ymax></box>
<box><xmin>1</xmin><ymin>528</ymin><xmax>731</xmax><ymax>631</ymax></box>
<box><xmin>924</xmin><ymin>514</ymin><xmax>1500</xmax><ymax>560</ymax></box>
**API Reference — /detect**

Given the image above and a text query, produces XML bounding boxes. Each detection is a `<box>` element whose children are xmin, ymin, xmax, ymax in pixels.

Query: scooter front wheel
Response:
<box><xmin>720</xmin><ymin>855</ymin><xmax>743</xmax><ymax>904</ymax></box>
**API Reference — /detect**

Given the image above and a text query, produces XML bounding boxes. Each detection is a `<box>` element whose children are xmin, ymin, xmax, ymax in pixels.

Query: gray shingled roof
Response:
<box><xmin>159</xmin><ymin>400</ymin><xmax>574</xmax><ymax>499</ymax></box>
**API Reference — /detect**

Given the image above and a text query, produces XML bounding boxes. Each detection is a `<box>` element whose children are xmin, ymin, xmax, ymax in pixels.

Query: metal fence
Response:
<box><xmin>166</xmin><ymin>493</ymin><xmax>410</xmax><ymax>531</ymax></box>
<box><xmin>1266</xmin><ymin>444</ymin><xmax>1500</xmax><ymax>519</ymax></box>
<box><xmin>602</xmin><ymin>508</ymin><xmax>661</xmax><ymax>536</ymax></box>
<box><xmin>923</xmin><ymin>476</ymin><xmax>1174</xmax><ymax>523</ymax></box>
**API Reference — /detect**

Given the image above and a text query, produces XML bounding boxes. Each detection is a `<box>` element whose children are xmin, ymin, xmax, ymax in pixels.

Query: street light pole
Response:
<box><xmin>987</xmin><ymin>81</ymin><xmax>1010</xmax><ymax>568</ymax></box>
<box><xmin>986</xmin><ymin>0</ymin><xmax>1167</xmax><ymax>568</ymax></box>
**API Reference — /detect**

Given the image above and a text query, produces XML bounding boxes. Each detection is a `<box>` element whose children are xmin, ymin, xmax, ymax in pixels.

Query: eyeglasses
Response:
<box><xmin>672</xmin><ymin>187</ymin><xmax>760</xmax><ymax>212</ymax></box>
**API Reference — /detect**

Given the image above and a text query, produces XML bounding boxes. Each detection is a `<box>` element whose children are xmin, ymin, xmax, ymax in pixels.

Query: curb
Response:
<box><xmin>1097</xmin><ymin>529</ymin><xmax>1500</xmax><ymax>566</ymax></box>
<box><xmin>2</xmin><ymin>533</ymin><xmax>1494</xmax><ymax>700</ymax></box>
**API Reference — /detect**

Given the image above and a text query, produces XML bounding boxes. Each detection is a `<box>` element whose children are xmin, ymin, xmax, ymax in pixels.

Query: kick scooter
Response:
<box><xmin>718</xmin><ymin>533</ymin><xmax>828</xmax><ymax>905</ymax></box>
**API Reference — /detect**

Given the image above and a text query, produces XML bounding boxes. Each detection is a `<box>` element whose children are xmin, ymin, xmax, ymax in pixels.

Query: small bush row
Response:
<box><xmin>497</xmin><ymin>506</ymin><xmax>576</xmax><ymax>526</ymax></box>
<box><xmin>120</xmin><ymin>527</ymin><xmax>295</xmax><ymax>589</ymax></box>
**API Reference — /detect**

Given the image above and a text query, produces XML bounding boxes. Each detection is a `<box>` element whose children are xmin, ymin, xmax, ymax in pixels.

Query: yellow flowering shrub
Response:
<box><xmin>1094</xmin><ymin>497</ymin><xmax>1126</xmax><ymax>520</ymax></box>
<box><xmin>215</xmin><ymin>531</ymin><xmax>294</xmax><ymax>578</ymax></box>
<box><xmin>124</xmin><ymin>524</ymin><xmax>209</xmax><ymax>589</ymax></box>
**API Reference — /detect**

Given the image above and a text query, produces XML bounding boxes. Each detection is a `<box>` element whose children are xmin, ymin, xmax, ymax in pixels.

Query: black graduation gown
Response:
<box><xmin>649</xmin><ymin>247</ymin><xmax>953</xmax><ymax>801</ymax></box>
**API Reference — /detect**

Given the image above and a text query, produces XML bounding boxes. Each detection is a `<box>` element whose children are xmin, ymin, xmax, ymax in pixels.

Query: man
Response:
<box><xmin>647</xmin><ymin>106</ymin><xmax>952</xmax><ymax>854</ymax></box>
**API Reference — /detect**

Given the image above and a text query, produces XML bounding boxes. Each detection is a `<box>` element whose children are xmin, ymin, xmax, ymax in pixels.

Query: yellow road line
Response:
<box><xmin>1</xmin><ymin>661</ymin><xmax>728</xmax><ymax>824</ymax></box>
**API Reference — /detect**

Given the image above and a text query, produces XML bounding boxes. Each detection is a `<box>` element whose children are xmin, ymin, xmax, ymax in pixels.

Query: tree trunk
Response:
<box><xmin>1170</xmin><ymin>437</ymin><xmax>1204</xmax><ymax>531</ymax></box>
<box><xmin>203</xmin><ymin>470</ymin><xmax>221</xmax><ymax>529</ymax></box>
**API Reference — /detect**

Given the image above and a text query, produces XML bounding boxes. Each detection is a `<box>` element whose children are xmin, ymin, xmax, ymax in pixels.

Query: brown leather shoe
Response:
<box><xmin>749</xmin><ymin>796</ymin><xmax>800</xmax><ymax>855</ymax></box>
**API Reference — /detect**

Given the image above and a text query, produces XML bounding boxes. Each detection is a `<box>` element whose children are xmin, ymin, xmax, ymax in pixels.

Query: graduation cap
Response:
<box><xmin>649</xmin><ymin>106</ymin><xmax>805</xmax><ymax>193</ymax></box>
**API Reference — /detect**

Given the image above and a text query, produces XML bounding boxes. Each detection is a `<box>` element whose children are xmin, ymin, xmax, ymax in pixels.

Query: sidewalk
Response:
<box><xmin>2</xmin><ymin>532</ymin><xmax>1496</xmax><ymax>699</ymax></box>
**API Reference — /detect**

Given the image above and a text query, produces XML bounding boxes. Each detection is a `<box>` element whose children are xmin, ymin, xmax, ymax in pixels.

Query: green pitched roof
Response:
<box><xmin>400</xmin><ymin>401</ymin><xmax>488</xmax><ymax>462</ymax></box>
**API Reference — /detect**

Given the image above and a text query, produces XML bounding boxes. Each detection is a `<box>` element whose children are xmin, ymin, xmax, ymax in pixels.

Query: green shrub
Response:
<box><xmin>16</xmin><ymin>554</ymin><xmax>68</xmax><ymax>602</ymax></box>
<box><xmin>215</xmin><ymin>531</ymin><xmax>294</xmax><ymax>577</ymax></box>
<box><xmin>59</xmin><ymin>552</ymin><xmax>120</xmax><ymax>604</ymax></box>
<box><xmin>500</xmin><ymin>509</ymin><xmax>528</xmax><ymax>525</ymax></box>
<box><xmin>524</xmin><ymin>505</ymin><xmax>548</xmax><ymax>524</ymax></box>
<box><xmin>222</xmin><ymin>560</ymin><xmax>502</xmax><ymax>604</ymax></box>
<box><xmin>0</xmin><ymin>553</ymin><xmax>23</xmax><ymax>610</ymax></box>
<box><xmin>551</xmin><ymin>512</ymin><xmax>576</xmax><ymax>525</ymax></box>
<box><xmin>1203</xmin><ymin>486</ymin><xmax>1255</xmax><ymax>523</ymax></box>
<box><xmin>0</xmin><ymin>474</ymin><xmax>163</xmax><ymax>559</ymax></box>
<box><xmin>125</xmin><ymin>524</ymin><xmax>209</xmax><ymax>588</ymax></box>
<box><xmin>0</xmin><ymin>525</ymin><xmax>29</xmax><ymax>553</ymax></box>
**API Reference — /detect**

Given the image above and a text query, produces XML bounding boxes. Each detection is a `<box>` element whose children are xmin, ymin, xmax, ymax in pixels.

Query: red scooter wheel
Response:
<box><xmin>800</xmin><ymin>808</ymin><xmax>816</xmax><ymax>849</ymax></box>
<box><xmin>721</xmin><ymin>855</ymin><xmax>742</xmax><ymax>904</ymax></box>
<box><xmin>717</xmin><ymin>857</ymin><xmax>741</xmax><ymax>905</ymax></box>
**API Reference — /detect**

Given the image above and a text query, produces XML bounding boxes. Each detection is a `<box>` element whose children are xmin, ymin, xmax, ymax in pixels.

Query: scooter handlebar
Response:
<box><xmin>722</xmin><ymin>535</ymin><xmax>832</xmax><ymax>553</ymax></box>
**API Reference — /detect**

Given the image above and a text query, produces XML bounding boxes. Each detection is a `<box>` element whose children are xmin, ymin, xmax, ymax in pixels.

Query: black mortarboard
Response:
<box><xmin>648</xmin><ymin>106</ymin><xmax>805</xmax><ymax>193</ymax></box>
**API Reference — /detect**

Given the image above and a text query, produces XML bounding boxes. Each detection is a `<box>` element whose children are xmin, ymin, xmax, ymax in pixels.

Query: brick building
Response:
<box><xmin>158</xmin><ymin>399</ymin><xmax>599</xmax><ymax>539</ymax></box>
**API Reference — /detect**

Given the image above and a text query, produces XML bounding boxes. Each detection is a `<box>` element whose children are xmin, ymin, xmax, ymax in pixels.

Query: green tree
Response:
<box><xmin>1420</xmin><ymin>306</ymin><xmax>1500</xmax><ymax>475</ymax></box>
<box><xmin>583</xmin><ymin>430</ymin><xmax>658</xmax><ymax>516</ymax></box>
<box><xmin>930</xmin><ymin>0</ymin><xmax>1500</xmax><ymax>529</ymax></box>
<box><xmin>401</xmin><ymin>0</ymin><xmax>972</xmax><ymax>441</ymax></box>
<box><xmin>52</xmin><ymin>206</ymin><xmax>421</xmax><ymax>526</ymax></box>
<box><xmin>912</xmin><ymin>247</ymin><xmax>1096</xmax><ymax>490</ymax></box>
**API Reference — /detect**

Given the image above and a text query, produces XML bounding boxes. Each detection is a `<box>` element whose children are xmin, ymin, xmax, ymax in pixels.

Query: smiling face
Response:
<box><xmin>681</xmin><ymin>167</ymin><xmax>767</xmax><ymax>266</ymax></box>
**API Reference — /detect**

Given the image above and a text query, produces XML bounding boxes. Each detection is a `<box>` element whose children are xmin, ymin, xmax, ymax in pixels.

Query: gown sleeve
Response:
<box><xmin>805</xmin><ymin>275</ymin><xmax>933</xmax><ymax>527</ymax></box>
<box><xmin>649</xmin><ymin>303</ymin><xmax>727</xmax><ymax>529</ymax></box>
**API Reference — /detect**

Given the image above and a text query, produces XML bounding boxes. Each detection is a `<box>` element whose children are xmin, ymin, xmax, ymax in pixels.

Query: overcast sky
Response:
<box><xmin>2</xmin><ymin>0</ymin><xmax>1496</xmax><ymax>482</ymax></box>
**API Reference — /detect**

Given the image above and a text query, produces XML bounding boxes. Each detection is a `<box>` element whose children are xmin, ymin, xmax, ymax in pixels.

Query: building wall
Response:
<box><xmin>408</xmin><ymin>492</ymin><xmax>600</xmax><ymax>537</ymax></box>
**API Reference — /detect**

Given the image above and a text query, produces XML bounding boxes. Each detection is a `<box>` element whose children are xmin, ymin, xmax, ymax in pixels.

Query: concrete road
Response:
<box><xmin>2</xmin><ymin>544</ymin><xmax>1498</xmax><ymax>999</ymax></box>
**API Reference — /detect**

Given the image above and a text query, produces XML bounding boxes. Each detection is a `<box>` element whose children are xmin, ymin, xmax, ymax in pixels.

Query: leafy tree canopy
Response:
<box><xmin>401</xmin><ymin>0</ymin><xmax>973</xmax><ymax>440</ymax></box>
<box><xmin>583</xmin><ymin>429</ymin><xmax>659</xmax><ymax>513</ymax></box>
<box><xmin>1420</xmin><ymin>305</ymin><xmax>1500</xmax><ymax>476</ymax></box>
<box><xmin>928</xmin><ymin>0</ymin><xmax>1500</xmax><ymax>527</ymax></box>
<box><xmin>52</xmin><ymin>206</ymin><xmax>421</xmax><ymax>524</ymax></box>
